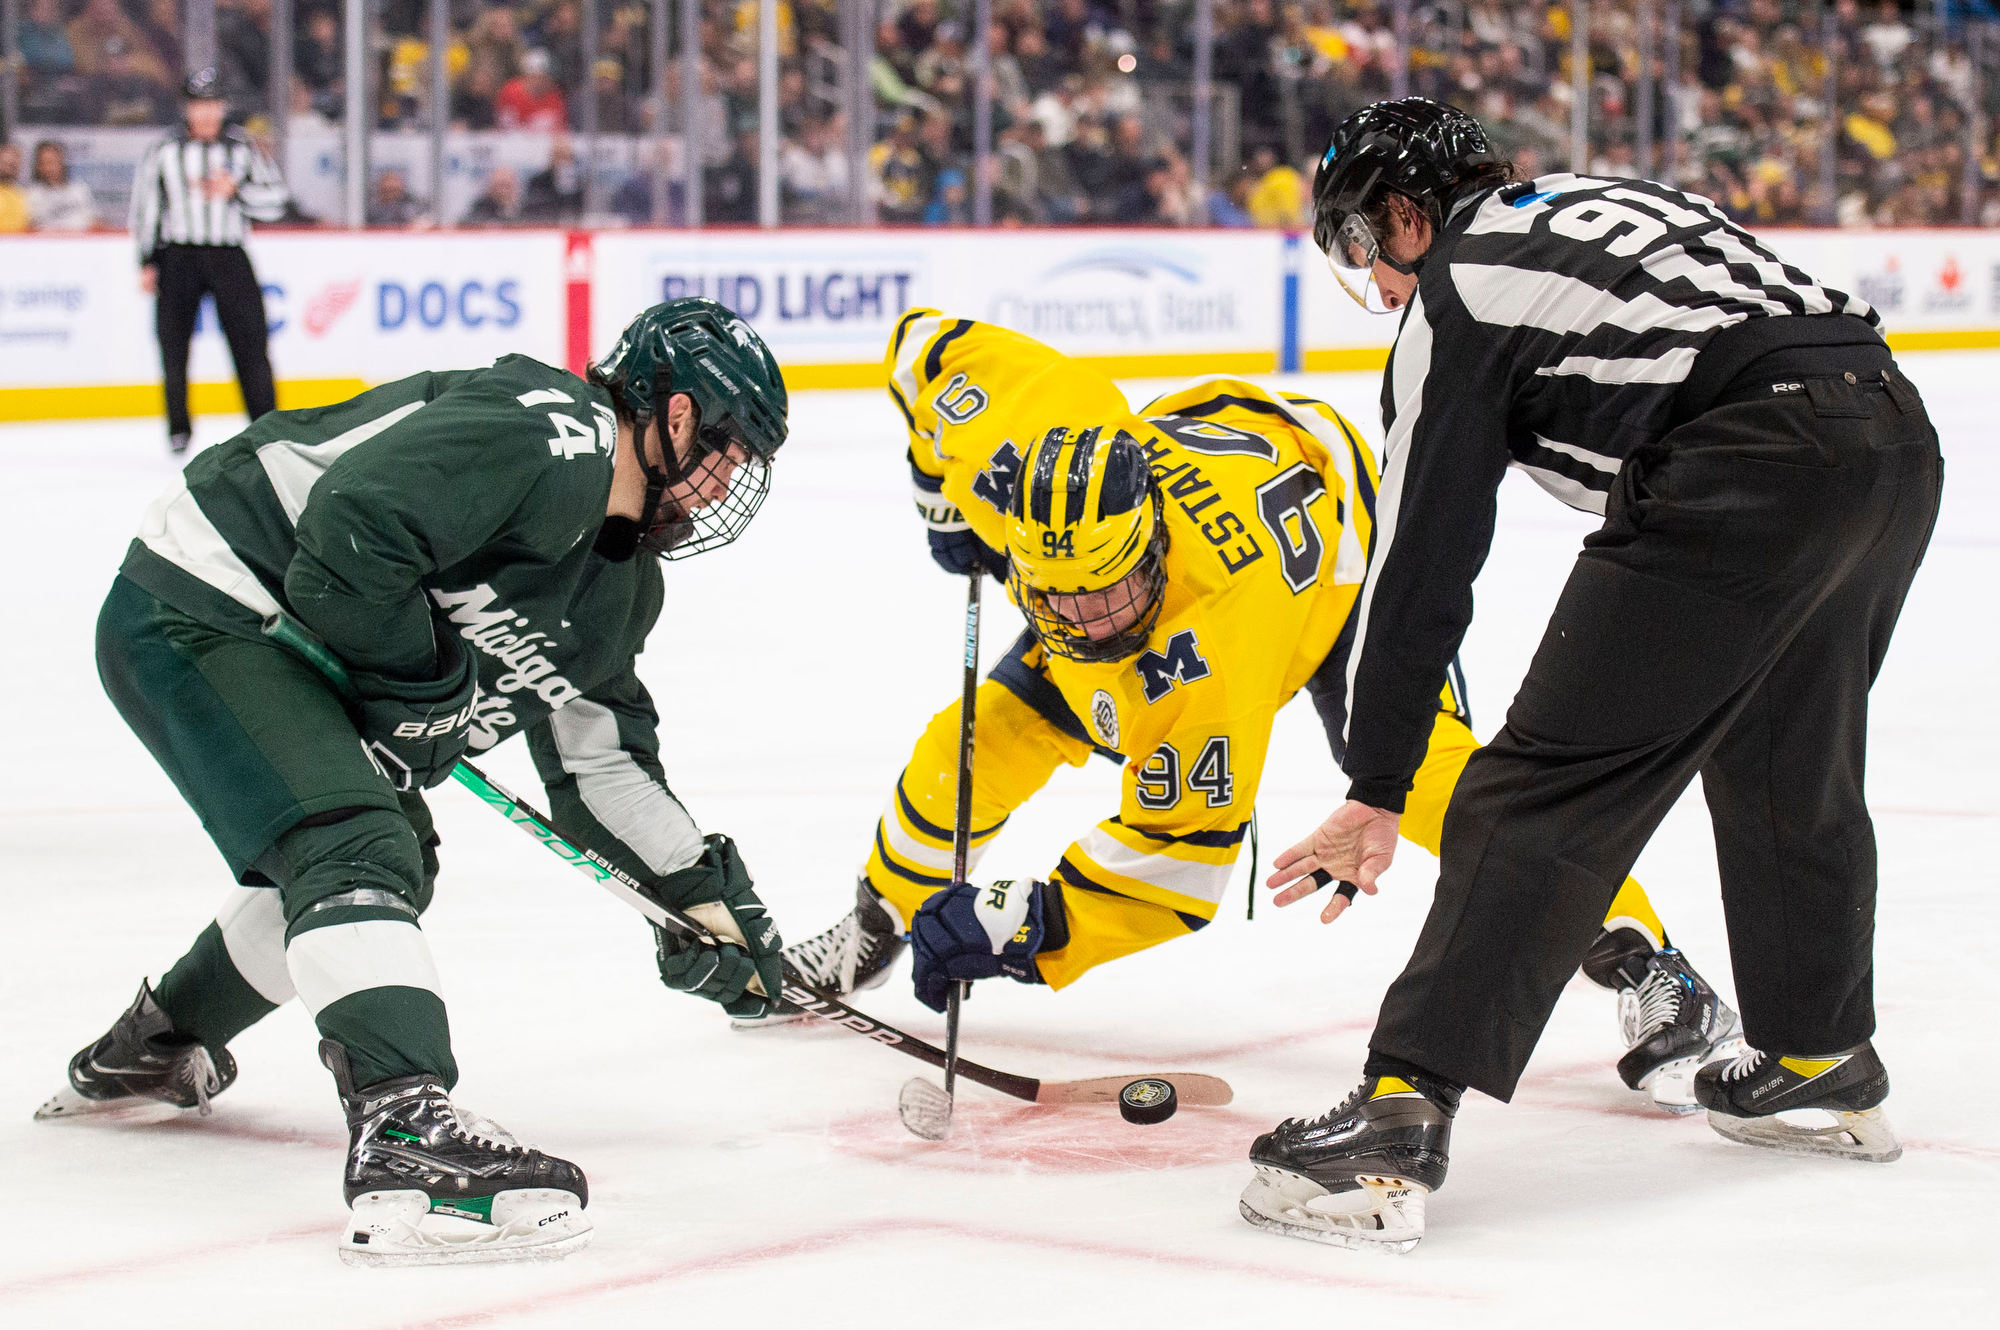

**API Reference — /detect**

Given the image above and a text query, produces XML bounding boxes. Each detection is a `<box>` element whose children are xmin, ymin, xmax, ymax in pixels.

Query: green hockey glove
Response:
<box><xmin>647</xmin><ymin>833</ymin><xmax>785</xmax><ymax>1020</ymax></box>
<box><xmin>346</xmin><ymin>629</ymin><xmax>478</xmax><ymax>792</ymax></box>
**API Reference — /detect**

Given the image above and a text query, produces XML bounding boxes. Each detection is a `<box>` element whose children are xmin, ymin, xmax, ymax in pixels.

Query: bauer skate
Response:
<box><xmin>731</xmin><ymin>877</ymin><xmax>907</xmax><ymax>1029</ymax></box>
<box><xmin>1694</xmin><ymin>1042</ymin><xmax>1901</xmax><ymax>1163</ymax></box>
<box><xmin>1584</xmin><ymin>929</ymin><xmax>1742</xmax><ymax>1114</ymax></box>
<box><xmin>1238</xmin><ymin>1073</ymin><xmax>1459</xmax><ymax>1254</ymax></box>
<box><xmin>35</xmin><ymin>981</ymin><xmax>236</xmax><ymax>1121</ymax></box>
<box><xmin>321</xmin><ymin>1040</ymin><xmax>592</xmax><ymax>1267</ymax></box>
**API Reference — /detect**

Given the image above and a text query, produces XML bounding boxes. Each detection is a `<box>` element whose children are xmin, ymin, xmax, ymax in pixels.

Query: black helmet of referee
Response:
<box><xmin>1311</xmin><ymin>98</ymin><xmax>1497</xmax><ymax>274</ymax></box>
<box><xmin>181</xmin><ymin>67</ymin><xmax>225</xmax><ymax>102</ymax></box>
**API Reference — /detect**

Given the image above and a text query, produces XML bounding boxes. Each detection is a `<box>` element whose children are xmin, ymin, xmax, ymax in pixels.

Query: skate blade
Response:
<box><xmin>33</xmin><ymin>1088</ymin><xmax>184</xmax><ymax>1124</ymax></box>
<box><xmin>729</xmin><ymin>1007</ymin><xmax>812</xmax><ymax>1031</ymax></box>
<box><xmin>1637</xmin><ymin>1057</ymin><xmax>1704</xmax><ymax>1116</ymax></box>
<box><xmin>898</xmin><ymin>1077</ymin><xmax>954</xmax><ymax>1141</ymax></box>
<box><xmin>337</xmin><ymin>1189</ymin><xmax>594</xmax><ymax>1268</ymax></box>
<box><xmin>1706</xmin><ymin>1105</ymin><xmax>1902</xmax><ymax>1163</ymax></box>
<box><xmin>1237</xmin><ymin>1169</ymin><xmax>1425</xmax><ymax>1253</ymax></box>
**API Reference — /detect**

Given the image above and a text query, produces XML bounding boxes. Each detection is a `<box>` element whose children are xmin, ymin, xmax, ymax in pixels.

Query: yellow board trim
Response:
<box><xmin>1882</xmin><ymin>328</ymin><xmax>2000</xmax><ymax>351</ymax></box>
<box><xmin>1302</xmin><ymin>346</ymin><xmax>1393</xmax><ymax>373</ymax></box>
<box><xmin>0</xmin><ymin>378</ymin><xmax>366</xmax><ymax>422</ymax></box>
<box><xmin>783</xmin><ymin>350</ymin><xmax>1278</xmax><ymax>391</ymax></box>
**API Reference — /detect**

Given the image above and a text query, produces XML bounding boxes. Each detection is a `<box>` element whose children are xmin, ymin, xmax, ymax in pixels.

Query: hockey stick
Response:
<box><xmin>896</xmin><ymin>573</ymin><xmax>983</xmax><ymax>1140</ymax></box>
<box><xmin>261</xmin><ymin>612</ymin><xmax>1233</xmax><ymax>1111</ymax></box>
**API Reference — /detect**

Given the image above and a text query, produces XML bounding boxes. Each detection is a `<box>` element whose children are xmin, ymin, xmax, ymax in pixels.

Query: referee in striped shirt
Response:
<box><xmin>1246</xmin><ymin>98</ymin><xmax>1942</xmax><ymax>1244</ymax></box>
<box><xmin>131</xmin><ymin>68</ymin><xmax>289</xmax><ymax>455</ymax></box>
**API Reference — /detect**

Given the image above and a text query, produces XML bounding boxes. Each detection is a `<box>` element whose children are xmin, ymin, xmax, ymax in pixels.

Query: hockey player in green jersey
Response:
<box><xmin>35</xmin><ymin>298</ymin><xmax>790</xmax><ymax>1267</ymax></box>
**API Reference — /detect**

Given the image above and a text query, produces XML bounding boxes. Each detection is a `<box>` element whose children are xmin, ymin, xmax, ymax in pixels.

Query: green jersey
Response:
<box><xmin>119</xmin><ymin>354</ymin><xmax>708</xmax><ymax>883</ymax></box>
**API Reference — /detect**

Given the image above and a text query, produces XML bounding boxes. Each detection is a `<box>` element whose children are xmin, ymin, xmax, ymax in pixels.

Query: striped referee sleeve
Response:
<box><xmin>1336</xmin><ymin>173</ymin><xmax>1882</xmax><ymax>811</ymax></box>
<box><xmin>130</xmin><ymin>140</ymin><xmax>166</xmax><ymax>262</ymax></box>
<box><xmin>129</xmin><ymin>133</ymin><xmax>290</xmax><ymax>262</ymax></box>
<box><xmin>233</xmin><ymin>137</ymin><xmax>289</xmax><ymax>223</ymax></box>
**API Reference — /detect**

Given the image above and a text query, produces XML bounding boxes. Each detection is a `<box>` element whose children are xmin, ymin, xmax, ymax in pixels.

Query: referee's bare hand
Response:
<box><xmin>204</xmin><ymin>169</ymin><xmax>237</xmax><ymax>200</ymax></box>
<box><xmin>139</xmin><ymin>265</ymin><xmax>156</xmax><ymax>295</ymax></box>
<box><xmin>1268</xmin><ymin>801</ymin><xmax>1401</xmax><ymax>921</ymax></box>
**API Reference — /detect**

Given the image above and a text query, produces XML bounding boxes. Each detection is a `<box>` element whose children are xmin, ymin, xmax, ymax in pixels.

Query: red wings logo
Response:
<box><xmin>302</xmin><ymin>279</ymin><xmax>363</xmax><ymax>337</ymax></box>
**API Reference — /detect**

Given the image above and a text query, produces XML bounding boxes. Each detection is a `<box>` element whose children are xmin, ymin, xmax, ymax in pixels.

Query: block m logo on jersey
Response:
<box><xmin>1136</xmin><ymin>630</ymin><xmax>1211</xmax><ymax>703</ymax></box>
<box><xmin>971</xmin><ymin>439</ymin><xmax>1024</xmax><ymax>513</ymax></box>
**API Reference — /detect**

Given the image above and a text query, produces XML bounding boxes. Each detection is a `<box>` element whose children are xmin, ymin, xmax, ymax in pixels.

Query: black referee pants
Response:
<box><xmin>1370</xmin><ymin>347</ymin><xmax>1943</xmax><ymax>1101</ymax></box>
<box><xmin>154</xmin><ymin>244</ymin><xmax>276</xmax><ymax>438</ymax></box>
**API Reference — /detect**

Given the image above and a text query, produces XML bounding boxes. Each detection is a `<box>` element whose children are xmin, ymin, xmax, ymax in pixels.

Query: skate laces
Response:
<box><xmin>1287</xmin><ymin>1082</ymin><xmax>1369</xmax><ymax>1133</ymax></box>
<box><xmin>1630</xmin><ymin>961</ymin><xmax>1685</xmax><ymax>1038</ymax></box>
<box><xmin>443</xmin><ymin>1104</ymin><xmax>524</xmax><ymax>1155</ymax></box>
<box><xmin>178</xmin><ymin>1046</ymin><xmax>222</xmax><ymax>1117</ymax></box>
<box><xmin>786</xmin><ymin>910</ymin><xmax>864</xmax><ymax>991</ymax></box>
<box><xmin>1717</xmin><ymin>1047</ymin><xmax>1767</xmax><ymax>1082</ymax></box>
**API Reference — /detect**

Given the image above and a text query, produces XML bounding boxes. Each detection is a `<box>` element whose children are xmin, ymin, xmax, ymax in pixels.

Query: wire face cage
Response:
<box><xmin>1014</xmin><ymin>537</ymin><xmax>1169</xmax><ymax>664</ymax></box>
<box><xmin>646</xmin><ymin>441</ymin><xmax>772</xmax><ymax>561</ymax></box>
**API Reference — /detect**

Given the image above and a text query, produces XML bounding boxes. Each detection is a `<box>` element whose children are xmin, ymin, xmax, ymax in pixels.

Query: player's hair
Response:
<box><xmin>1356</xmin><ymin>159</ymin><xmax>1519</xmax><ymax>240</ymax></box>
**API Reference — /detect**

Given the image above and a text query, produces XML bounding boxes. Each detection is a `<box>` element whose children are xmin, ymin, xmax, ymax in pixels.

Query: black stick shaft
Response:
<box><xmin>944</xmin><ymin>573</ymin><xmax>982</xmax><ymax>1098</ymax></box>
<box><xmin>263</xmin><ymin>608</ymin><xmax>1059</xmax><ymax>1102</ymax></box>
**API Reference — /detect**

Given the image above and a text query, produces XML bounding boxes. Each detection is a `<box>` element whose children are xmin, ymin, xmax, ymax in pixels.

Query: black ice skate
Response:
<box><xmin>731</xmin><ymin>877</ymin><xmax>907</xmax><ymax>1029</ymax></box>
<box><xmin>35</xmin><ymin>981</ymin><xmax>237</xmax><ymax>1121</ymax></box>
<box><xmin>1612</xmin><ymin>947</ymin><xmax>1744</xmax><ymax>1115</ymax></box>
<box><xmin>1694</xmin><ymin>1042</ymin><xmax>1901</xmax><ymax>1163</ymax></box>
<box><xmin>322</xmin><ymin>1040</ymin><xmax>593</xmax><ymax>1267</ymax></box>
<box><xmin>1238</xmin><ymin>1073</ymin><xmax>1460</xmax><ymax>1253</ymax></box>
<box><xmin>1582</xmin><ymin>923</ymin><xmax>1657</xmax><ymax>992</ymax></box>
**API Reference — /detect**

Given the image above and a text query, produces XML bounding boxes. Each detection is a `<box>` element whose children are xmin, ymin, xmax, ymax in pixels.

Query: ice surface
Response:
<box><xmin>1</xmin><ymin>356</ymin><xmax>1993</xmax><ymax>1326</ymax></box>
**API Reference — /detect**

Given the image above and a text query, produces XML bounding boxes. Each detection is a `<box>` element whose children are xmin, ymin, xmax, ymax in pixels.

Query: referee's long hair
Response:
<box><xmin>1359</xmin><ymin>159</ymin><xmax>1519</xmax><ymax>239</ymax></box>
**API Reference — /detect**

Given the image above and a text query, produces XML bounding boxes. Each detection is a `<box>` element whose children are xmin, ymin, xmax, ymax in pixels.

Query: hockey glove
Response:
<box><xmin>646</xmin><ymin>833</ymin><xmax>785</xmax><ymax>1020</ymax></box>
<box><xmin>346</xmin><ymin>629</ymin><xmax>478</xmax><ymax>792</ymax></box>
<box><xmin>910</xmin><ymin>878</ymin><xmax>1059</xmax><ymax>1014</ymax></box>
<box><xmin>913</xmin><ymin>461</ymin><xmax>1008</xmax><ymax>579</ymax></box>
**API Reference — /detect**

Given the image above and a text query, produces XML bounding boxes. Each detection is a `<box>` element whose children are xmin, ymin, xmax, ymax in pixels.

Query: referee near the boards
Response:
<box><xmin>1237</xmin><ymin>99</ymin><xmax>1941</xmax><ymax>1252</ymax></box>
<box><xmin>131</xmin><ymin>68</ymin><xmax>289</xmax><ymax>455</ymax></box>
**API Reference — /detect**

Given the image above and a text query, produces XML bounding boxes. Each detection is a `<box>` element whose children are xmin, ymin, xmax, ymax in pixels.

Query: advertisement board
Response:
<box><xmin>0</xmin><ymin>231</ymin><xmax>565</xmax><ymax>419</ymax></box>
<box><xmin>1295</xmin><ymin>225</ymin><xmax>2000</xmax><ymax>373</ymax></box>
<box><xmin>4</xmin><ymin>224</ymin><xmax>1998</xmax><ymax>422</ymax></box>
<box><xmin>590</xmin><ymin>229</ymin><xmax>1283</xmax><ymax>386</ymax></box>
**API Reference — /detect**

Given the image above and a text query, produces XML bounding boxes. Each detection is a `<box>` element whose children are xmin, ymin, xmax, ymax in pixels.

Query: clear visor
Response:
<box><xmin>1324</xmin><ymin>212</ymin><xmax>1397</xmax><ymax>314</ymax></box>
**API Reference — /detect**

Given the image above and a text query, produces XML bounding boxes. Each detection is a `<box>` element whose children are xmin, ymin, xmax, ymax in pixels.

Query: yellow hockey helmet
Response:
<box><xmin>1005</xmin><ymin>421</ymin><xmax>1168</xmax><ymax>663</ymax></box>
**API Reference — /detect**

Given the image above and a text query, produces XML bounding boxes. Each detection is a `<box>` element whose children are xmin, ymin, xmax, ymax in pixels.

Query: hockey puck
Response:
<box><xmin>1118</xmin><ymin>1078</ymin><xmax>1178</xmax><ymax>1125</ymax></box>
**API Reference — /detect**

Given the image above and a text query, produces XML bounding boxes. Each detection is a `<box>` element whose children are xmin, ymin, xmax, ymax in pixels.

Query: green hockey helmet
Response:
<box><xmin>589</xmin><ymin>298</ymin><xmax>789</xmax><ymax>559</ymax></box>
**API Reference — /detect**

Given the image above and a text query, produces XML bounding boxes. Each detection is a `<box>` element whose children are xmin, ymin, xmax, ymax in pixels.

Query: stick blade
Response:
<box><xmin>1035</xmin><ymin>1073</ymin><xmax>1234</xmax><ymax>1107</ymax></box>
<box><xmin>898</xmin><ymin>1076</ymin><xmax>955</xmax><ymax>1140</ymax></box>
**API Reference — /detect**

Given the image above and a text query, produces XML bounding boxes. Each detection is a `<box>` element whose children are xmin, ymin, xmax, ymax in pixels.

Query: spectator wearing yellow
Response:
<box><xmin>0</xmin><ymin>144</ymin><xmax>30</xmax><ymax>233</ymax></box>
<box><xmin>1245</xmin><ymin>145</ymin><xmax>1307</xmax><ymax>228</ymax></box>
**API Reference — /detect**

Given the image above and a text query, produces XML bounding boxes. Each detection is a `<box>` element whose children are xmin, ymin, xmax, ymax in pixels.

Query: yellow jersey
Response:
<box><xmin>887</xmin><ymin>308</ymin><xmax>1378</xmax><ymax>931</ymax></box>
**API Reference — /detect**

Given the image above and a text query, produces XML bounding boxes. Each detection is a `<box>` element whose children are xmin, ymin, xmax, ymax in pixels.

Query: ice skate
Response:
<box><xmin>322</xmin><ymin>1040</ymin><xmax>592</xmax><ymax>1267</ymax></box>
<box><xmin>1694</xmin><ymin>1042</ymin><xmax>1901</xmax><ymax>1163</ymax></box>
<box><xmin>35</xmin><ymin>981</ymin><xmax>236</xmax><ymax>1121</ymax></box>
<box><xmin>731</xmin><ymin>878</ymin><xmax>906</xmax><ymax>1029</ymax></box>
<box><xmin>1608</xmin><ymin>944</ymin><xmax>1743</xmax><ymax>1114</ymax></box>
<box><xmin>1238</xmin><ymin>1073</ymin><xmax>1459</xmax><ymax>1254</ymax></box>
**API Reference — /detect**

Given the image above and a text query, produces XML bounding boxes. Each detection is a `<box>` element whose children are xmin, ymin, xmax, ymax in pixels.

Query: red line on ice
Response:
<box><xmin>0</xmin><ymin>1223</ymin><xmax>327</xmax><ymax>1300</ymax></box>
<box><xmin>378</xmin><ymin>1216</ymin><xmax>1478</xmax><ymax>1328</ymax></box>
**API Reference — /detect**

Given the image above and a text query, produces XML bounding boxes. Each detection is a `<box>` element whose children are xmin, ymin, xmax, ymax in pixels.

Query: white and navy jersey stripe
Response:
<box><xmin>129</xmin><ymin>128</ymin><xmax>289</xmax><ymax>261</ymax></box>
<box><xmin>1340</xmin><ymin>173</ymin><xmax>1882</xmax><ymax>809</ymax></box>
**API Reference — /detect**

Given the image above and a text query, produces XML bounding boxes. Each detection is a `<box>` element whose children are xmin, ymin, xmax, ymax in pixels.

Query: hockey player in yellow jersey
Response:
<box><xmin>751</xmin><ymin>308</ymin><xmax>1741</xmax><ymax>1112</ymax></box>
